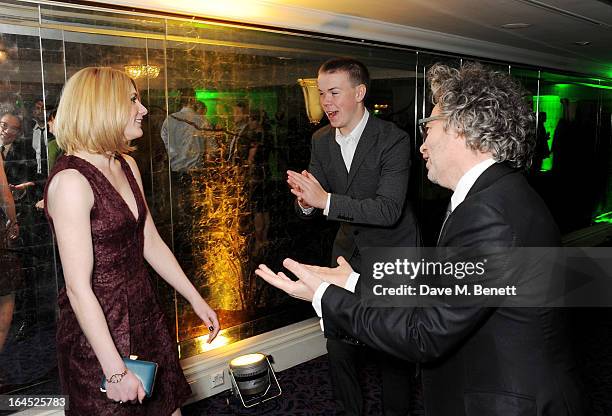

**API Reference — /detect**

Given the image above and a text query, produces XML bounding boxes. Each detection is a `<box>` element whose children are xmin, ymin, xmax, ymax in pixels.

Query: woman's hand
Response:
<box><xmin>192</xmin><ymin>298</ymin><xmax>220</xmax><ymax>343</ymax></box>
<box><xmin>105</xmin><ymin>370</ymin><xmax>146</xmax><ymax>404</ymax></box>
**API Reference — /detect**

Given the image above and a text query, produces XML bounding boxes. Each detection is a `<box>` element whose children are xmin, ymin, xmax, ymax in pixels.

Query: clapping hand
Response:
<box><xmin>286</xmin><ymin>170</ymin><xmax>311</xmax><ymax>209</ymax></box>
<box><xmin>287</xmin><ymin>170</ymin><xmax>327</xmax><ymax>210</ymax></box>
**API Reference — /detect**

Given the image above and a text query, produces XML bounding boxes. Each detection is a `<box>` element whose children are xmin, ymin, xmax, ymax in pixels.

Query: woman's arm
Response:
<box><xmin>0</xmin><ymin>158</ymin><xmax>18</xmax><ymax>240</ymax></box>
<box><xmin>47</xmin><ymin>170</ymin><xmax>144</xmax><ymax>403</ymax></box>
<box><xmin>124</xmin><ymin>155</ymin><xmax>219</xmax><ymax>341</ymax></box>
<box><xmin>0</xmin><ymin>157</ymin><xmax>16</xmax><ymax>224</ymax></box>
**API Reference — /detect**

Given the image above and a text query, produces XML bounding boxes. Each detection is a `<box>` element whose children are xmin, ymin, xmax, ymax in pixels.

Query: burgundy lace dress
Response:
<box><xmin>44</xmin><ymin>155</ymin><xmax>191</xmax><ymax>415</ymax></box>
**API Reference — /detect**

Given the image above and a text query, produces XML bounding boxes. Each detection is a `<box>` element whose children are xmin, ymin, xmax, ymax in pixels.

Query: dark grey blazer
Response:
<box><xmin>297</xmin><ymin>114</ymin><xmax>419</xmax><ymax>270</ymax></box>
<box><xmin>320</xmin><ymin>163</ymin><xmax>585</xmax><ymax>416</ymax></box>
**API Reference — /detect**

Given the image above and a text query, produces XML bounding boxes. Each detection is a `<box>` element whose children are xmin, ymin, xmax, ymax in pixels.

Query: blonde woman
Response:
<box><xmin>44</xmin><ymin>67</ymin><xmax>219</xmax><ymax>415</ymax></box>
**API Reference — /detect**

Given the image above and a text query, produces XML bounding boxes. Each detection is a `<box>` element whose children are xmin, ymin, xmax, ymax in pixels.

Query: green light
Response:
<box><xmin>195</xmin><ymin>90</ymin><xmax>245</xmax><ymax>101</ymax></box>
<box><xmin>594</xmin><ymin>211</ymin><xmax>612</xmax><ymax>224</ymax></box>
<box><xmin>540</xmin><ymin>71</ymin><xmax>612</xmax><ymax>85</ymax></box>
<box><xmin>533</xmin><ymin>95</ymin><xmax>561</xmax><ymax>172</ymax></box>
<box><xmin>551</xmin><ymin>84</ymin><xmax>574</xmax><ymax>97</ymax></box>
<box><xmin>192</xmin><ymin>89</ymin><xmax>278</xmax><ymax>127</ymax></box>
<box><xmin>553</xmin><ymin>84</ymin><xmax>570</xmax><ymax>90</ymax></box>
<box><xmin>575</xmin><ymin>82</ymin><xmax>612</xmax><ymax>90</ymax></box>
<box><xmin>196</xmin><ymin>91</ymin><xmax>219</xmax><ymax>100</ymax></box>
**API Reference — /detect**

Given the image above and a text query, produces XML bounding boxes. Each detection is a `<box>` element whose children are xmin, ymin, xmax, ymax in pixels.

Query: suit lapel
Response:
<box><xmin>327</xmin><ymin>128</ymin><xmax>348</xmax><ymax>191</ymax></box>
<box><xmin>437</xmin><ymin>163</ymin><xmax>517</xmax><ymax>246</ymax></box>
<box><xmin>464</xmin><ymin>162</ymin><xmax>515</xmax><ymax>199</ymax></box>
<box><xmin>346</xmin><ymin>116</ymin><xmax>378</xmax><ymax>191</ymax></box>
<box><xmin>5</xmin><ymin>144</ymin><xmax>19</xmax><ymax>163</ymax></box>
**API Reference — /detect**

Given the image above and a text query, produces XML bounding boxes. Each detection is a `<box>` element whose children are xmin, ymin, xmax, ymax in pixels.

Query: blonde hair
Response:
<box><xmin>54</xmin><ymin>67</ymin><xmax>137</xmax><ymax>154</ymax></box>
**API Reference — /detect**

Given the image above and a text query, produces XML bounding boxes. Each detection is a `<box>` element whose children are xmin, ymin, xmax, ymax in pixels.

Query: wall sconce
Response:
<box><xmin>124</xmin><ymin>64</ymin><xmax>161</xmax><ymax>79</ymax></box>
<box><xmin>228</xmin><ymin>353</ymin><xmax>281</xmax><ymax>408</ymax></box>
<box><xmin>0</xmin><ymin>40</ymin><xmax>8</xmax><ymax>64</ymax></box>
<box><xmin>373</xmin><ymin>103</ymin><xmax>390</xmax><ymax>115</ymax></box>
<box><xmin>298</xmin><ymin>78</ymin><xmax>324</xmax><ymax>124</ymax></box>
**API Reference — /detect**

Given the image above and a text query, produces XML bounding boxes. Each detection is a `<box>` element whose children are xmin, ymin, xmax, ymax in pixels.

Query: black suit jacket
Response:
<box><xmin>321</xmin><ymin>163</ymin><xmax>584</xmax><ymax>416</ymax></box>
<box><xmin>2</xmin><ymin>139</ymin><xmax>42</xmax><ymax>244</ymax></box>
<box><xmin>297</xmin><ymin>114</ymin><xmax>419</xmax><ymax>270</ymax></box>
<box><xmin>3</xmin><ymin>138</ymin><xmax>36</xmax><ymax>186</ymax></box>
<box><xmin>3</xmin><ymin>138</ymin><xmax>38</xmax><ymax>206</ymax></box>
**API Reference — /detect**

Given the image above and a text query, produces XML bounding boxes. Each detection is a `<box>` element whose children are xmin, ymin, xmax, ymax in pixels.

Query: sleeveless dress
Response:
<box><xmin>44</xmin><ymin>155</ymin><xmax>191</xmax><ymax>415</ymax></box>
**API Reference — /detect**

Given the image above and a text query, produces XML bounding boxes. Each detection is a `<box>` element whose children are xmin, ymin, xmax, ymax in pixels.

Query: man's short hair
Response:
<box><xmin>196</xmin><ymin>101</ymin><xmax>207</xmax><ymax>112</ymax></box>
<box><xmin>318</xmin><ymin>57</ymin><xmax>370</xmax><ymax>91</ymax></box>
<box><xmin>427</xmin><ymin>62</ymin><xmax>535</xmax><ymax>169</ymax></box>
<box><xmin>234</xmin><ymin>101</ymin><xmax>248</xmax><ymax>114</ymax></box>
<box><xmin>47</xmin><ymin>108</ymin><xmax>57</xmax><ymax>122</ymax></box>
<box><xmin>179</xmin><ymin>88</ymin><xmax>196</xmax><ymax>107</ymax></box>
<box><xmin>54</xmin><ymin>67</ymin><xmax>137</xmax><ymax>155</ymax></box>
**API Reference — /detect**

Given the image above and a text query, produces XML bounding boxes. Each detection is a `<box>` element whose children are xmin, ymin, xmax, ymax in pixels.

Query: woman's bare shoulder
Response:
<box><xmin>47</xmin><ymin>169</ymin><xmax>94</xmax><ymax>214</ymax></box>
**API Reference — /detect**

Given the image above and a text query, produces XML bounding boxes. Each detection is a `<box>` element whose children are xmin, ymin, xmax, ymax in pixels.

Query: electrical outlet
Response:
<box><xmin>210</xmin><ymin>370</ymin><xmax>225</xmax><ymax>388</ymax></box>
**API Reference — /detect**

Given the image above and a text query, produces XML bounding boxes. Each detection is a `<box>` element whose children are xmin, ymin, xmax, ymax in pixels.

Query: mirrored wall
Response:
<box><xmin>0</xmin><ymin>0</ymin><xmax>610</xmax><ymax>401</ymax></box>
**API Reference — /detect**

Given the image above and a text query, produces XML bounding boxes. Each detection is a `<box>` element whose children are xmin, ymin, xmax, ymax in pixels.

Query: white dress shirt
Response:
<box><xmin>311</xmin><ymin>158</ymin><xmax>498</xmax><ymax>327</ymax></box>
<box><xmin>32</xmin><ymin>123</ymin><xmax>46</xmax><ymax>174</ymax></box>
<box><xmin>450</xmin><ymin>158</ymin><xmax>496</xmax><ymax>211</ymax></box>
<box><xmin>312</xmin><ymin>272</ymin><xmax>361</xmax><ymax>330</ymax></box>
<box><xmin>335</xmin><ymin>109</ymin><xmax>369</xmax><ymax>172</ymax></box>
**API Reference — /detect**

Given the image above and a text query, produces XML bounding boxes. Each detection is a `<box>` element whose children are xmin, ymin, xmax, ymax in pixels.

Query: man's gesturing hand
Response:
<box><xmin>302</xmin><ymin>256</ymin><xmax>353</xmax><ymax>288</ymax></box>
<box><xmin>255</xmin><ymin>259</ymin><xmax>325</xmax><ymax>302</ymax></box>
<box><xmin>287</xmin><ymin>170</ymin><xmax>327</xmax><ymax>210</ymax></box>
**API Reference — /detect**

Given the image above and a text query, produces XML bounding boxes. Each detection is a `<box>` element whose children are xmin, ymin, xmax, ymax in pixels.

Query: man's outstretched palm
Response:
<box><xmin>255</xmin><ymin>256</ymin><xmax>354</xmax><ymax>302</ymax></box>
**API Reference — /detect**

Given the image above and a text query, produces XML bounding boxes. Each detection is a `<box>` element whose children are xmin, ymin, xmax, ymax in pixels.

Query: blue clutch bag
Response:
<box><xmin>100</xmin><ymin>356</ymin><xmax>158</xmax><ymax>398</ymax></box>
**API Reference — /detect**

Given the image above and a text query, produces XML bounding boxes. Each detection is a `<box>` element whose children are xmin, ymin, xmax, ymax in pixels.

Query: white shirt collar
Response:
<box><xmin>450</xmin><ymin>158</ymin><xmax>496</xmax><ymax>211</ymax></box>
<box><xmin>335</xmin><ymin>108</ymin><xmax>369</xmax><ymax>143</ymax></box>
